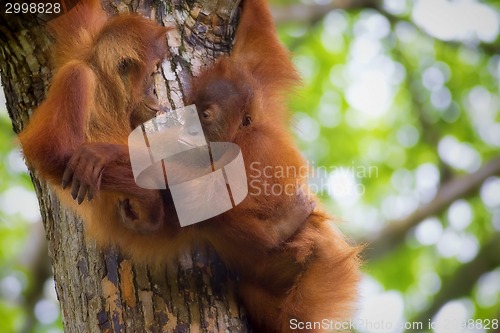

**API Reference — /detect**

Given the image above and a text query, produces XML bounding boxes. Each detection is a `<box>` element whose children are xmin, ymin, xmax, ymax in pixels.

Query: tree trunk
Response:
<box><xmin>0</xmin><ymin>0</ymin><xmax>252</xmax><ymax>332</ymax></box>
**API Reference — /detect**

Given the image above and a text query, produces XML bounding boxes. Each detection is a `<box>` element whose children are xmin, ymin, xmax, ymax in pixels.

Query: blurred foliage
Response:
<box><xmin>278</xmin><ymin>0</ymin><xmax>500</xmax><ymax>330</ymax></box>
<box><xmin>0</xmin><ymin>107</ymin><xmax>61</xmax><ymax>332</ymax></box>
<box><xmin>1</xmin><ymin>0</ymin><xmax>500</xmax><ymax>332</ymax></box>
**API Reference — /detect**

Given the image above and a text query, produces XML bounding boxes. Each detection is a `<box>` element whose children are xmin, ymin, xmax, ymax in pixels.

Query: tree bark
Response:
<box><xmin>0</xmin><ymin>1</ymin><xmax>252</xmax><ymax>332</ymax></box>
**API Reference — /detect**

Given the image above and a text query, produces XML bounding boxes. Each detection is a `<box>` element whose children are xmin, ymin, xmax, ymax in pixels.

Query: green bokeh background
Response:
<box><xmin>1</xmin><ymin>0</ymin><xmax>500</xmax><ymax>332</ymax></box>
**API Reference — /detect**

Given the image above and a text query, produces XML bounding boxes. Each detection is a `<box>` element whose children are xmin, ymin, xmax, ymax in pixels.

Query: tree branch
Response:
<box><xmin>363</xmin><ymin>157</ymin><xmax>500</xmax><ymax>260</ymax></box>
<box><xmin>272</xmin><ymin>1</ymin><xmax>500</xmax><ymax>57</ymax></box>
<box><xmin>374</xmin><ymin>5</ymin><xmax>500</xmax><ymax>58</ymax></box>
<box><xmin>414</xmin><ymin>232</ymin><xmax>500</xmax><ymax>324</ymax></box>
<box><xmin>271</xmin><ymin>0</ymin><xmax>381</xmax><ymax>24</ymax></box>
<box><xmin>0</xmin><ymin>0</ymin><xmax>251</xmax><ymax>331</ymax></box>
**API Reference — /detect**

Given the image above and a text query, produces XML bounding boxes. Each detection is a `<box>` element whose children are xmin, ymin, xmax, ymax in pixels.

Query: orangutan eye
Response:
<box><xmin>202</xmin><ymin>110</ymin><xmax>212</xmax><ymax>120</ymax></box>
<box><xmin>242</xmin><ymin>114</ymin><xmax>252</xmax><ymax>127</ymax></box>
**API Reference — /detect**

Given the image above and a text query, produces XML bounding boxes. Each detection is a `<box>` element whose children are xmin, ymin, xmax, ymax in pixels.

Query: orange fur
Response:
<box><xmin>184</xmin><ymin>0</ymin><xmax>361</xmax><ymax>331</ymax></box>
<box><xmin>18</xmin><ymin>0</ymin><xmax>190</xmax><ymax>259</ymax></box>
<box><xmin>19</xmin><ymin>0</ymin><xmax>361</xmax><ymax>332</ymax></box>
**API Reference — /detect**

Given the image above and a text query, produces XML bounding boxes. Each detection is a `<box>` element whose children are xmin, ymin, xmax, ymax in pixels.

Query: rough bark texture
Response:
<box><xmin>0</xmin><ymin>0</ymin><xmax>252</xmax><ymax>332</ymax></box>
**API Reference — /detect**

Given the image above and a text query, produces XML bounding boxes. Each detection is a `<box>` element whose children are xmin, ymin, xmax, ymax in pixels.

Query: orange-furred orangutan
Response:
<box><xmin>19</xmin><ymin>0</ymin><xmax>361</xmax><ymax>332</ymax></box>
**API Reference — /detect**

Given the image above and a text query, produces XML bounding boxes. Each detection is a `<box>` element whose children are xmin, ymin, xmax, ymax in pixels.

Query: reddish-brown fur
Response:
<box><xmin>19</xmin><ymin>0</ymin><xmax>361</xmax><ymax>332</ymax></box>
<box><xmin>185</xmin><ymin>1</ymin><xmax>361</xmax><ymax>331</ymax></box>
<box><xmin>19</xmin><ymin>0</ymin><xmax>179</xmax><ymax>241</ymax></box>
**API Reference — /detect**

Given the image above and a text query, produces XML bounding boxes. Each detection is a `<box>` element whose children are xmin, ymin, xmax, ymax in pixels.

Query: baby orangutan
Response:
<box><xmin>181</xmin><ymin>1</ymin><xmax>361</xmax><ymax>330</ymax></box>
